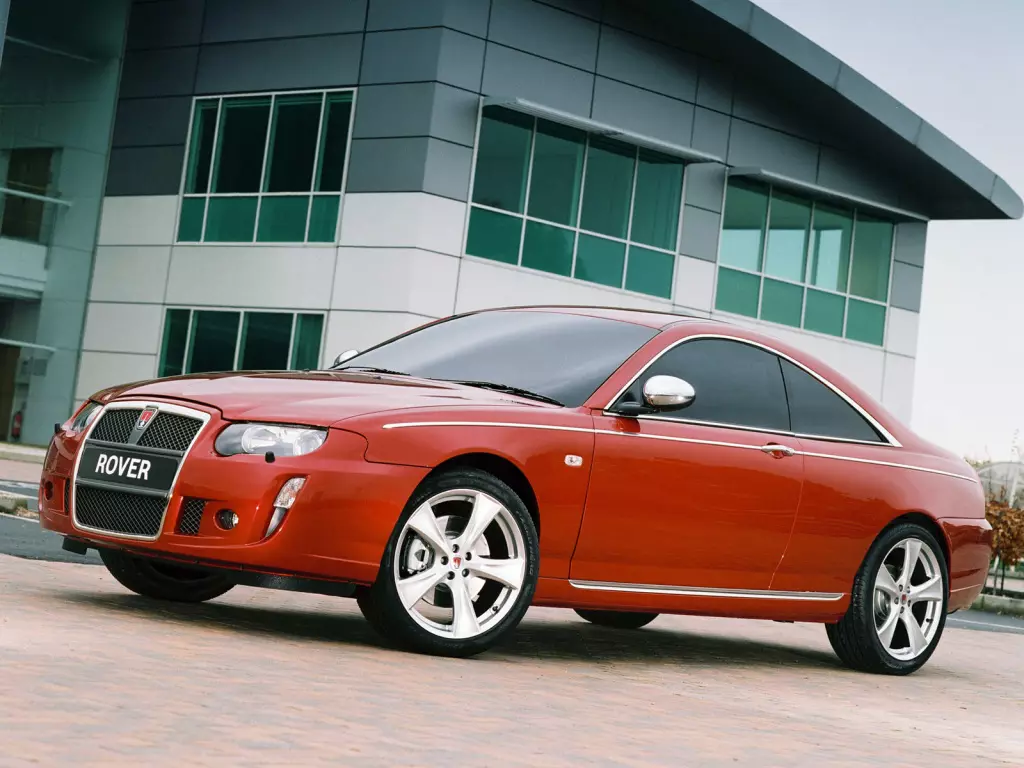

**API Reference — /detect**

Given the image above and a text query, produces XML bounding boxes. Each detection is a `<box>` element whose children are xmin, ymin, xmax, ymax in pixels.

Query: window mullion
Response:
<box><xmin>286</xmin><ymin>313</ymin><xmax>298</xmax><ymax>370</ymax></box>
<box><xmin>182</xmin><ymin>310</ymin><xmax>196</xmax><ymax>375</ymax></box>
<box><xmin>620</xmin><ymin>146</ymin><xmax>641</xmax><ymax>289</ymax></box>
<box><xmin>843</xmin><ymin>210</ymin><xmax>859</xmax><ymax>337</ymax></box>
<box><xmin>233</xmin><ymin>312</ymin><xmax>246</xmax><ymax>370</ymax></box>
<box><xmin>800</xmin><ymin>201</ymin><xmax>816</xmax><ymax>330</ymax></box>
<box><xmin>569</xmin><ymin>136</ymin><xmax>591</xmax><ymax>279</ymax></box>
<box><xmin>516</xmin><ymin>117</ymin><xmax>538</xmax><ymax>267</ymax></box>
<box><xmin>252</xmin><ymin>95</ymin><xmax>277</xmax><ymax>244</ymax></box>
<box><xmin>305</xmin><ymin>92</ymin><xmax>328</xmax><ymax>243</ymax></box>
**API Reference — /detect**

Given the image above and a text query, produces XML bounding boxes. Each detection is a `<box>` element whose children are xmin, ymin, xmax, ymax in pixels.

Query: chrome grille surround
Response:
<box><xmin>71</xmin><ymin>400</ymin><xmax>211</xmax><ymax>541</ymax></box>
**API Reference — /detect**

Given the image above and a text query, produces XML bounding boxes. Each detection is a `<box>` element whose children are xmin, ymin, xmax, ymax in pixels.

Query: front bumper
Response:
<box><xmin>39</xmin><ymin>401</ymin><xmax>429</xmax><ymax>585</ymax></box>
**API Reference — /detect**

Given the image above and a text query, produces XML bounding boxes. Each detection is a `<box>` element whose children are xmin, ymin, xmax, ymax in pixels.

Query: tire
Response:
<box><xmin>574</xmin><ymin>609</ymin><xmax>658</xmax><ymax>629</ymax></box>
<box><xmin>99</xmin><ymin>549</ymin><xmax>234</xmax><ymax>603</ymax></box>
<box><xmin>826</xmin><ymin>522</ymin><xmax>948</xmax><ymax>675</ymax></box>
<box><xmin>358</xmin><ymin>468</ymin><xmax>539</xmax><ymax>657</ymax></box>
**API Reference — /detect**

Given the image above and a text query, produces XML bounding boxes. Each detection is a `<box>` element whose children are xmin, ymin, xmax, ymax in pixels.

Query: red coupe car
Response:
<box><xmin>39</xmin><ymin>306</ymin><xmax>990</xmax><ymax>674</ymax></box>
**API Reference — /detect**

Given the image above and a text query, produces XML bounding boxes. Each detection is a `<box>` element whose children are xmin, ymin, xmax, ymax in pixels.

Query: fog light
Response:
<box><xmin>43</xmin><ymin>481</ymin><xmax>54</xmax><ymax>501</ymax></box>
<box><xmin>266</xmin><ymin>478</ymin><xmax>306</xmax><ymax>538</ymax></box>
<box><xmin>215</xmin><ymin>509</ymin><xmax>239</xmax><ymax>530</ymax></box>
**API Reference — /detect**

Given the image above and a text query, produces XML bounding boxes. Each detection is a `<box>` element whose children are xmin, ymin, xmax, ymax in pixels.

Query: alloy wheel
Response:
<box><xmin>872</xmin><ymin>537</ymin><xmax>944</xmax><ymax>660</ymax></box>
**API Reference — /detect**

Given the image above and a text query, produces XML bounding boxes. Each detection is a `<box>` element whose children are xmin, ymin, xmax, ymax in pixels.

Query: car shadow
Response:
<box><xmin>56</xmin><ymin>589</ymin><xmax>840</xmax><ymax>670</ymax></box>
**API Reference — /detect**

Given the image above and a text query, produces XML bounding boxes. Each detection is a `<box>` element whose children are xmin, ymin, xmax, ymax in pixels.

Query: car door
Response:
<box><xmin>570</xmin><ymin>337</ymin><xmax>804</xmax><ymax>591</ymax></box>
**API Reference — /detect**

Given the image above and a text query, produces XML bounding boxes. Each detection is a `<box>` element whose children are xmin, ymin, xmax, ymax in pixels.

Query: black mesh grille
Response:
<box><xmin>177</xmin><ymin>498</ymin><xmax>205</xmax><ymax>536</ymax></box>
<box><xmin>90</xmin><ymin>409</ymin><xmax>142</xmax><ymax>444</ymax></box>
<box><xmin>137</xmin><ymin>412</ymin><xmax>204</xmax><ymax>453</ymax></box>
<box><xmin>63</xmin><ymin>479</ymin><xmax>71</xmax><ymax>515</ymax></box>
<box><xmin>74</xmin><ymin>485</ymin><xmax>167</xmax><ymax>537</ymax></box>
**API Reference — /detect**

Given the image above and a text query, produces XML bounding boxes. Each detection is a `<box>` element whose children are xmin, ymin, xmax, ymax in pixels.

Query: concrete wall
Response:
<box><xmin>84</xmin><ymin>0</ymin><xmax>924</xmax><ymax>423</ymax></box>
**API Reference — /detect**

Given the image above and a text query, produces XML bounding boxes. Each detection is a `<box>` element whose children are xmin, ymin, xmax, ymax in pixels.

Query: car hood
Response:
<box><xmin>92</xmin><ymin>371</ymin><xmax>547</xmax><ymax>426</ymax></box>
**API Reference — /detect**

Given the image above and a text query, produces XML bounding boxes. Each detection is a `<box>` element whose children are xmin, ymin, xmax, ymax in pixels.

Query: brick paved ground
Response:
<box><xmin>1</xmin><ymin>553</ymin><xmax>1021</xmax><ymax>767</ymax></box>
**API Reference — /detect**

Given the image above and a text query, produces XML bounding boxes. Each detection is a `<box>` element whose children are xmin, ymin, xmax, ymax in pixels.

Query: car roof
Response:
<box><xmin>480</xmin><ymin>305</ymin><xmax>715</xmax><ymax>330</ymax></box>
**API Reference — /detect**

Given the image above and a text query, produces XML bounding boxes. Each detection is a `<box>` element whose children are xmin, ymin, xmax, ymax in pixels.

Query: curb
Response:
<box><xmin>971</xmin><ymin>592</ymin><xmax>1024</xmax><ymax>619</ymax></box>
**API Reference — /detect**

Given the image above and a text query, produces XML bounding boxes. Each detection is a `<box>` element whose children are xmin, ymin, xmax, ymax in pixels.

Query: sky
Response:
<box><xmin>751</xmin><ymin>0</ymin><xmax>1024</xmax><ymax>462</ymax></box>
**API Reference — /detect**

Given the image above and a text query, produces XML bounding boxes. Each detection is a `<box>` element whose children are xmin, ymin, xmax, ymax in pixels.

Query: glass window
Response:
<box><xmin>0</xmin><ymin>147</ymin><xmax>57</xmax><ymax>244</ymax></box>
<box><xmin>178</xmin><ymin>90</ymin><xmax>352</xmax><ymax>244</ymax></box>
<box><xmin>239</xmin><ymin>313</ymin><xmax>293</xmax><ymax>370</ymax></box>
<box><xmin>625</xmin><ymin>246</ymin><xmax>673</xmax><ymax>299</ymax></box>
<box><xmin>574</xmin><ymin>234</ymin><xmax>624</xmax><ymax>288</ymax></box>
<box><xmin>714</xmin><ymin>268</ymin><xmax>759</xmax><ymax>317</ymax></box>
<box><xmin>850</xmin><ymin>213</ymin><xmax>893</xmax><ymax>302</ymax></box>
<box><xmin>760</xmin><ymin>278</ymin><xmax>802</xmax><ymax>328</ymax></box>
<box><xmin>803</xmin><ymin>289</ymin><xmax>845</xmax><ymax>337</ymax></box>
<box><xmin>579</xmin><ymin>138</ymin><xmax>635</xmax><ymax>239</ymax></box>
<box><xmin>187</xmin><ymin>311</ymin><xmax>240</xmax><ymax>374</ymax></box>
<box><xmin>764</xmin><ymin>191</ymin><xmax>810</xmax><ymax>282</ymax></box>
<box><xmin>466</xmin><ymin>207</ymin><xmax>521</xmax><ymax>264</ymax></box>
<box><xmin>845</xmin><ymin>299</ymin><xmax>885</xmax><ymax>346</ymax></box>
<box><xmin>471</xmin><ymin>108</ymin><xmax>533</xmax><ymax>213</ymax></box>
<box><xmin>527</xmin><ymin>120</ymin><xmax>584</xmax><ymax>226</ymax></box>
<box><xmin>630</xmin><ymin>151</ymin><xmax>683</xmax><ymax>250</ymax></box>
<box><xmin>158</xmin><ymin>309</ymin><xmax>191</xmax><ymax>378</ymax></box>
<box><xmin>780</xmin><ymin>359</ymin><xmax>883</xmax><ymax>442</ymax></box>
<box><xmin>720</xmin><ymin>179</ymin><xmax>768</xmax><ymax>272</ymax></box>
<box><xmin>521</xmin><ymin>221</ymin><xmax>573</xmax><ymax>277</ymax></box>
<box><xmin>808</xmin><ymin>203</ymin><xmax>851</xmax><ymax>292</ymax></box>
<box><xmin>335</xmin><ymin>310</ymin><xmax>658</xmax><ymax>408</ymax></box>
<box><xmin>292</xmin><ymin>314</ymin><xmax>324</xmax><ymax>369</ymax></box>
<box><xmin>619</xmin><ymin>339</ymin><xmax>790</xmax><ymax>432</ymax></box>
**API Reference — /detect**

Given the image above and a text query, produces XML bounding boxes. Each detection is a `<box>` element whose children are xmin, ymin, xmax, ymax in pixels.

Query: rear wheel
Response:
<box><xmin>358</xmin><ymin>468</ymin><xmax>539</xmax><ymax>657</ymax></box>
<box><xmin>574</xmin><ymin>609</ymin><xmax>658</xmax><ymax>629</ymax></box>
<box><xmin>826</xmin><ymin>522</ymin><xmax>948</xmax><ymax>675</ymax></box>
<box><xmin>99</xmin><ymin>549</ymin><xmax>234</xmax><ymax>603</ymax></box>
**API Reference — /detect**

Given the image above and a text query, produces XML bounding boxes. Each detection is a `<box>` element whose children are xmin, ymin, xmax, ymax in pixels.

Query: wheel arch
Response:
<box><xmin>425</xmin><ymin>452</ymin><xmax>540</xmax><ymax>536</ymax></box>
<box><xmin>883</xmin><ymin>511</ymin><xmax>951</xmax><ymax>569</ymax></box>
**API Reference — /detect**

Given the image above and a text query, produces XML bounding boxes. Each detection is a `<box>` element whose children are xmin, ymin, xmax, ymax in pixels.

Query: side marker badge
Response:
<box><xmin>565</xmin><ymin>455</ymin><xmax>583</xmax><ymax>467</ymax></box>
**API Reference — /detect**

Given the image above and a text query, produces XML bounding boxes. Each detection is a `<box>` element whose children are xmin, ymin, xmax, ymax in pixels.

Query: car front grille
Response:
<box><xmin>74</xmin><ymin>485</ymin><xmax>168</xmax><ymax>538</ymax></box>
<box><xmin>177</xmin><ymin>498</ymin><xmax>206</xmax><ymax>536</ymax></box>
<box><xmin>63</xmin><ymin>478</ymin><xmax>71</xmax><ymax>515</ymax></box>
<box><xmin>137</xmin><ymin>412</ymin><xmax>204</xmax><ymax>452</ymax></box>
<box><xmin>90</xmin><ymin>408</ymin><xmax>143</xmax><ymax>444</ymax></box>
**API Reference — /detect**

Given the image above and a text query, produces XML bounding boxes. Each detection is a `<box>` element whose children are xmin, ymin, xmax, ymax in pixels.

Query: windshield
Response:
<box><xmin>335</xmin><ymin>310</ymin><xmax>659</xmax><ymax>407</ymax></box>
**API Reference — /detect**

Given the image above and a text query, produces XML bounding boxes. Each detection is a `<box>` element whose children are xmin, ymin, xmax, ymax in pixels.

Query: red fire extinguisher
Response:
<box><xmin>11</xmin><ymin>410</ymin><xmax>23</xmax><ymax>440</ymax></box>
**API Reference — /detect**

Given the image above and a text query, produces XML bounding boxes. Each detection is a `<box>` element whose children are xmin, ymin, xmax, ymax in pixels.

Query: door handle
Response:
<box><xmin>760</xmin><ymin>443</ymin><xmax>796</xmax><ymax>458</ymax></box>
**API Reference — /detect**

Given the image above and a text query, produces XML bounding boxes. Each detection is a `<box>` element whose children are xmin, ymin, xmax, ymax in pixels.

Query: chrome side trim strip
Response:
<box><xmin>569</xmin><ymin>580</ymin><xmax>844</xmax><ymax>601</ymax></box>
<box><xmin>602</xmin><ymin>333</ymin><xmax>903</xmax><ymax>448</ymax></box>
<box><xmin>71</xmin><ymin>400</ymin><xmax>212</xmax><ymax>542</ymax></box>
<box><xmin>380</xmin><ymin>420</ymin><xmax>977</xmax><ymax>483</ymax></box>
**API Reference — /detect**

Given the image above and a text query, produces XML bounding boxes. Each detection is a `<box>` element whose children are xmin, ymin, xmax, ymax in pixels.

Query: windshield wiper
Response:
<box><xmin>335</xmin><ymin>366</ymin><xmax>410</xmax><ymax>376</ymax></box>
<box><xmin>447</xmin><ymin>380</ymin><xmax>564</xmax><ymax>407</ymax></box>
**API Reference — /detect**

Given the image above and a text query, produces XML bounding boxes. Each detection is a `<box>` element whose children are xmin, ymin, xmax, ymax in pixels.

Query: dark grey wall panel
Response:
<box><xmin>489</xmin><ymin>0</ymin><xmax>599</xmax><ymax>71</ymax></box>
<box><xmin>678</xmin><ymin>204</ymin><xmax>721</xmax><ymax>262</ymax></box>
<box><xmin>727</xmin><ymin>119</ymin><xmax>819</xmax><ymax>182</ymax></box>
<box><xmin>106</xmin><ymin>145</ymin><xmax>185</xmax><ymax>196</ymax></box>
<box><xmin>889</xmin><ymin>262</ymin><xmax>923</xmax><ymax>312</ymax></box>
<box><xmin>202</xmin><ymin>0</ymin><xmax>367</xmax><ymax>43</ymax></box>
<box><xmin>591</xmin><ymin>77</ymin><xmax>693</xmax><ymax>148</ymax></box>
<box><xmin>482</xmin><ymin>43</ymin><xmax>593</xmax><ymax>117</ymax></box>
<box><xmin>695</xmin><ymin>64</ymin><xmax>733</xmax><ymax>113</ymax></box>
<box><xmin>120</xmin><ymin>47</ymin><xmax>199</xmax><ymax>98</ymax></box>
<box><xmin>684</xmin><ymin>162</ymin><xmax>727</xmax><ymax>214</ymax></box>
<box><xmin>112</xmin><ymin>97</ymin><xmax>192</xmax><ymax>147</ymax></box>
<box><xmin>126</xmin><ymin>0</ymin><xmax>204</xmax><ymax>50</ymax></box>
<box><xmin>835</xmin><ymin>66</ymin><xmax>920</xmax><ymax>144</ymax></box>
<box><xmin>346</xmin><ymin>137</ymin><xmax>473</xmax><ymax>201</ymax></box>
<box><xmin>747</xmin><ymin>5</ymin><xmax>839</xmax><ymax>87</ymax></box>
<box><xmin>195</xmin><ymin>35</ymin><xmax>362</xmax><ymax>93</ymax></box>
<box><xmin>916</xmin><ymin>122</ymin><xmax>994</xmax><ymax>197</ymax></box>
<box><xmin>362</xmin><ymin>28</ymin><xmax>484</xmax><ymax>92</ymax></box>
<box><xmin>366</xmin><ymin>0</ymin><xmax>489</xmax><ymax>37</ymax></box>
<box><xmin>353</xmin><ymin>82</ymin><xmax>477</xmax><ymax>147</ymax></box>
<box><xmin>691</xmin><ymin>106</ymin><xmax>729</xmax><ymax>160</ymax></box>
<box><xmin>731</xmin><ymin>83</ymin><xmax>818</xmax><ymax>143</ymax></box>
<box><xmin>894</xmin><ymin>222</ymin><xmax>926</xmax><ymax>268</ymax></box>
<box><xmin>596</xmin><ymin>26</ymin><xmax>698</xmax><ymax>103</ymax></box>
<box><xmin>534</xmin><ymin>0</ymin><xmax>600</xmax><ymax>20</ymax></box>
<box><xmin>817</xmin><ymin>146</ymin><xmax>901</xmax><ymax>208</ymax></box>
<box><xmin>601</xmin><ymin>0</ymin><xmax>679</xmax><ymax>50</ymax></box>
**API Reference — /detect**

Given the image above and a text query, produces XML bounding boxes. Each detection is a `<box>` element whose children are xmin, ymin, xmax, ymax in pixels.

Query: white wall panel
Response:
<box><xmin>332</xmin><ymin>247</ymin><xmax>459</xmax><ymax>317</ymax></box>
<box><xmin>323</xmin><ymin>310</ymin><xmax>434</xmax><ymax>361</ymax></box>
<box><xmin>885</xmin><ymin>307</ymin><xmax>920</xmax><ymax>358</ymax></box>
<box><xmin>882</xmin><ymin>353</ymin><xmax>916</xmax><ymax>425</ymax></box>
<box><xmin>75</xmin><ymin>351</ymin><xmax>157</xmax><ymax>400</ymax></box>
<box><xmin>339</xmin><ymin>192</ymin><xmax>467</xmax><ymax>256</ymax></box>
<box><xmin>82</xmin><ymin>302</ymin><xmax>163</xmax><ymax>354</ymax></box>
<box><xmin>90</xmin><ymin>246</ymin><xmax>172</xmax><ymax>303</ymax></box>
<box><xmin>97</xmin><ymin>195</ymin><xmax>178</xmax><ymax>246</ymax></box>
<box><xmin>672</xmin><ymin>254</ymin><xmax>715</xmax><ymax>313</ymax></box>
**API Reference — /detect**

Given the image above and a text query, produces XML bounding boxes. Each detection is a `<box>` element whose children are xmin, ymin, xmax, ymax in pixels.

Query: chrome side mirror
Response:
<box><xmin>333</xmin><ymin>349</ymin><xmax>359</xmax><ymax>367</ymax></box>
<box><xmin>642</xmin><ymin>375</ymin><xmax>696</xmax><ymax>411</ymax></box>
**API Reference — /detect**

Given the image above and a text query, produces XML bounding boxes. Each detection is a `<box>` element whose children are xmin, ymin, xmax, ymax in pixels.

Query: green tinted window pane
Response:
<box><xmin>575</xmin><ymin>234</ymin><xmax>625</xmax><ymax>288</ymax></box>
<box><xmin>472</xmin><ymin>107</ymin><xmax>533</xmax><ymax>213</ymax></box>
<box><xmin>527</xmin><ymin>120</ymin><xmax>585</xmax><ymax>226</ymax></box>
<box><xmin>185</xmin><ymin>100</ymin><xmax>218</xmax><ymax>194</ymax></box>
<box><xmin>212</xmin><ymin>97</ymin><xmax>271</xmax><ymax>193</ymax></box>
<box><xmin>239</xmin><ymin>312</ymin><xmax>293</xmax><ymax>370</ymax></box>
<box><xmin>846</xmin><ymin>299</ymin><xmax>885</xmax><ymax>345</ymax></box>
<box><xmin>466</xmin><ymin>207</ymin><xmax>521</xmax><ymax>264</ymax></box>
<box><xmin>630</xmin><ymin>151</ymin><xmax>683</xmax><ymax>250</ymax></box>
<box><xmin>625</xmin><ymin>246</ymin><xmax>673</xmax><ymax>299</ymax></box>
<box><xmin>764</xmin><ymin>191</ymin><xmax>810</xmax><ymax>282</ymax></box>
<box><xmin>291</xmin><ymin>314</ymin><xmax>325</xmax><ymax>370</ymax></box>
<box><xmin>809</xmin><ymin>203</ymin><xmax>852</xmax><ymax>292</ymax></box>
<box><xmin>257</xmin><ymin>195</ymin><xmax>309</xmax><ymax>242</ymax></box>
<box><xmin>308</xmin><ymin>195</ymin><xmax>340</xmax><ymax>242</ymax></box>
<box><xmin>187</xmin><ymin>311</ymin><xmax>240</xmax><ymax>373</ymax></box>
<box><xmin>158</xmin><ymin>309</ymin><xmax>191</xmax><ymax>378</ymax></box>
<box><xmin>316</xmin><ymin>92</ymin><xmax>353</xmax><ymax>192</ymax></box>
<box><xmin>720</xmin><ymin>179</ymin><xmax>768</xmax><ymax>271</ymax></box>
<box><xmin>579</xmin><ymin>137</ymin><xmax>635</xmax><ymax>239</ymax></box>
<box><xmin>715</xmin><ymin>267</ymin><xmax>760</xmax><ymax>316</ymax></box>
<box><xmin>205</xmin><ymin>196</ymin><xmax>257</xmax><ymax>242</ymax></box>
<box><xmin>850</xmin><ymin>214</ymin><xmax>893</xmax><ymax>302</ymax></box>
<box><xmin>760</xmin><ymin>278</ymin><xmax>803</xmax><ymax>327</ymax></box>
<box><xmin>177</xmin><ymin>197</ymin><xmax>206</xmax><ymax>242</ymax></box>
<box><xmin>265</xmin><ymin>94</ymin><xmax>322</xmax><ymax>193</ymax></box>
<box><xmin>521</xmin><ymin>221</ymin><xmax>573</xmax><ymax>277</ymax></box>
<box><xmin>804</xmin><ymin>289</ymin><xmax>845</xmax><ymax>337</ymax></box>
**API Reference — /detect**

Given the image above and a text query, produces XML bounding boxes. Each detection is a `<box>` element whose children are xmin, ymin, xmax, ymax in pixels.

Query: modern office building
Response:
<box><xmin>0</xmin><ymin>0</ymin><xmax>1020</xmax><ymax>447</ymax></box>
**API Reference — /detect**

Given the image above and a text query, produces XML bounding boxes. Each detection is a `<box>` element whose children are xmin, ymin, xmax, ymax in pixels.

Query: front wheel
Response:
<box><xmin>358</xmin><ymin>468</ymin><xmax>539</xmax><ymax>657</ymax></box>
<box><xmin>826</xmin><ymin>522</ymin><xmax>948</xmax><ymax>675</ymax></box>
<box><xmin>574</xmin><ymin>609</ymin><xmax>659</xmax><ymax>629</ymax></box>
<box><xmin>99</xmin><ymin>549</ymin><xmax>234</xmax><ymax>603</ymax></box>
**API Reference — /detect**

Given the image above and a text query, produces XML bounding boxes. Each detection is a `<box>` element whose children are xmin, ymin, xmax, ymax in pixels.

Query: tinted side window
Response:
<box><xmin>780</xmin><ymin>359</ymin><xmax>884</xmax><ymax>442</ymax></box>
<box><xmin>620</xmin><ymin>339</ymin><xmax>790</xmax><ymax>432</ymax></box>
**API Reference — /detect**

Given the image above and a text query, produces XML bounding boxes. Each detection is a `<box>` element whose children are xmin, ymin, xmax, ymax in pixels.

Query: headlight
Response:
<box><xmin>66</xmin><ymin>402</ymin><xmax>101</xmax><ymax>434</ymax></box>
<box><xmin>215</xmin><ymin>423</ymin><xmax>327</xmax><ymax>457</ymax></box>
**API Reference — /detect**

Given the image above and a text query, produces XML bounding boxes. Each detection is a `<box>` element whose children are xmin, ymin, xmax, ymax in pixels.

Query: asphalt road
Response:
<box><xmin>2</xmin><ymin>511</ymin><xmax>1021</xmax><ymax>635</ymax></box>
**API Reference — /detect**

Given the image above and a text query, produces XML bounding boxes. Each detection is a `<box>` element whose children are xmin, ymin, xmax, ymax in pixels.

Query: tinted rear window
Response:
<box><xmin>780</xmin><ymin>359</ymin><xmax>884</xmax><ymax>442</ymax></box>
